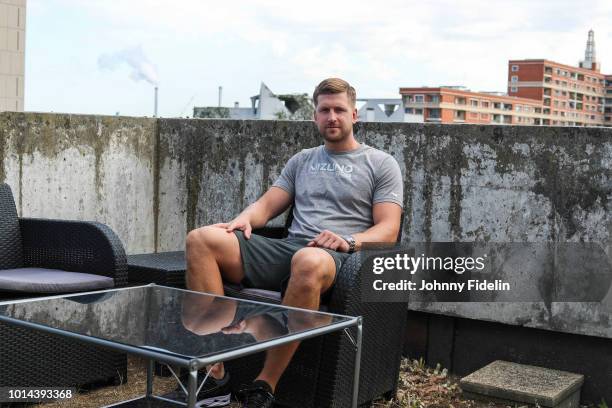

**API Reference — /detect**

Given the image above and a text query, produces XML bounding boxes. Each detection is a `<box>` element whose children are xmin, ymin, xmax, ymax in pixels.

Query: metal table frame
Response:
<box><xmin>0</xmin><ymin>284</ymin><xmax>363</xmax><ymax>407</ymax></box>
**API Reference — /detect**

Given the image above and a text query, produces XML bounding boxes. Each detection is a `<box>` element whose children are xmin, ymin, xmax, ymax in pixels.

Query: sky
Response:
<box><xmin>25</xmin><ymin>0</ymin><xmax>612</xmax><ymax>118</ymax></box>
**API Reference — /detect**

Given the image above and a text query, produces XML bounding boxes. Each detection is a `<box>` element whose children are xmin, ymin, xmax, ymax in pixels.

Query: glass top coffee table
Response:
<box><xmin>0</xmin><ymin>284</ymin><xmax>363</xmax><ymax>407</ymax></box>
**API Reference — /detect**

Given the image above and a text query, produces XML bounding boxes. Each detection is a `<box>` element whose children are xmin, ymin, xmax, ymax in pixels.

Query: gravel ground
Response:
<box><xmin>35</xmin><ymin>357</ymin><xmax>606</xmax><ymax>408</ymax></box>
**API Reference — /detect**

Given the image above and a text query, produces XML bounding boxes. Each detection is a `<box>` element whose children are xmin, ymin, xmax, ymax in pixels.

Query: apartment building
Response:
<box><xmin>0</xmin><ymin>0</ymin><xmax>25</xmax><ymax>112</ymax></box>
<box><xmin>606</xmin><ymin>75</ymin><xmax>612</xmax><ymax>123</ymax></box>
<box><xmin>400</xmin><ymin>30</ymin><xmax>611</xmax><ymax>127</ymax></box>
<box><xmin>507</xmin><ymin>60</ymin><xmax>607</xmax><ymax>126</ymax></box>
<box><xmin>400</xmin><ymin>87</ymin><xmax>544</xmax><ymax>125</ymax></box>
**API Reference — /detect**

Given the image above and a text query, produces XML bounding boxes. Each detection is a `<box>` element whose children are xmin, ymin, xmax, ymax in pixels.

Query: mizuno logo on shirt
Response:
<box><xmin>309</xmin><ymin>163</ymin><xmax>354</xmax><ymax>174</ymax></box>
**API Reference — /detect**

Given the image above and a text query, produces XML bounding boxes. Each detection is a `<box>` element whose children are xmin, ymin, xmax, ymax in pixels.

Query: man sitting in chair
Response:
<box><xmin>185</xmin><ymin>77</ymin><xmax>404</xmax><ymax>407</ymax></box>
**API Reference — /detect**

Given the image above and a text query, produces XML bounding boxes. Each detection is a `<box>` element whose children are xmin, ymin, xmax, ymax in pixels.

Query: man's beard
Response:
<box><xmin>320</xmin><ymin>126</ymin><xmax>351</xmax><ymax>143</ymax></box>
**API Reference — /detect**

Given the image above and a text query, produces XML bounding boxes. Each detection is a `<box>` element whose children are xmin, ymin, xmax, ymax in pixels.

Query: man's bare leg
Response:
<box><xmin>255</xmin><ymin>247</ymin><xmax>337</xmax><ymax>391</ymax></box>
<box><xmin>185</xmin><ymin>225</ymin><xmax>245</xmax><ymax>378</ymax></box>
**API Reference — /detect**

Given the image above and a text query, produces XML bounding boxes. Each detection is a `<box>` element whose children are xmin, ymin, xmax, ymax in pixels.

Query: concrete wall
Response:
<box><xmin>0</xmin><ymin>112</ymin><xmax>157</xmax><ymax>253</ymax></box>
<box><xmin>1</xmin><ymin>112</ymin><xmax>611</xmax><ymax>340</ymax></box>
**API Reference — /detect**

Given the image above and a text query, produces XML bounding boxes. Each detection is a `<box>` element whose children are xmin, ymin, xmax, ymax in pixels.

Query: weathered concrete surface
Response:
<box><xmin>156</xmin><ymin>120</ymin><xmax>612</xmax><ymax>339</ymax></box>
<box><xmin>156</xmin><ymin>119</ymin><xmax>318</xmax><ymax>251</ymax></box>
<box><xmin>1</xmin><ymin>113</ymin><xmax>611</xmax><ymax>340</ymax></box>
<box><xmin>0</xmin><ymin>112</ymin><xmax>157</xmax><ymax>253</ymax></box>
<box><xmin>460</xmin><ymin>360</ymin><xmax>583</xmax><ymax>407</ymax></box>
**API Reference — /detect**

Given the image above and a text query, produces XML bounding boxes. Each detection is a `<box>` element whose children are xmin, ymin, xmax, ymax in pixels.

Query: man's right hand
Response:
<box><xmin>209</xmin><ymin>186</ymin><xmax>292</xmax><ymax>241</ymax></box>
<box><xmin>211</xmin><ymin>215</ymin><xmax>253</xmax><ymax>239</ymax></box>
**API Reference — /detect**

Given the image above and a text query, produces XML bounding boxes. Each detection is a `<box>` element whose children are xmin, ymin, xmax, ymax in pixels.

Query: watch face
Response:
<box><xmin>347</xmin><ymin>236</ymin><xmax>355</xmax><ymax>253</ymax></box>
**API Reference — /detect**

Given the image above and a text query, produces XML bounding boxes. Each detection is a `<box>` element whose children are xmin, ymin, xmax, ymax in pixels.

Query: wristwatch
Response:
<box><xmin>344</xmin><ymin>235</ymin><xmax>356</xmax><ymax>253</ymax></box>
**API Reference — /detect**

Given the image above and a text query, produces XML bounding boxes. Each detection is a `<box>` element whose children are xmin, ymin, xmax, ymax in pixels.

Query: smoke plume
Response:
<box><xmin>98</xmin><ymin>46</ymin><xmax>159</xmax><ymax>86</ymax></box>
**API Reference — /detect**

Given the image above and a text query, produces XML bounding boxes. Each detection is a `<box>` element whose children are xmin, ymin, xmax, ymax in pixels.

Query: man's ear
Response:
<box><xmin>352</xmin><ymin>108</ymin><xmax>358</xmax><ymax>123</ymax></box>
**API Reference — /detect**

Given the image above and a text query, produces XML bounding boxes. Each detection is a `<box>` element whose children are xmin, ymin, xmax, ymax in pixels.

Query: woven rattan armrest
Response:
<box><xmin>19</xmin><ymin>218</ymin><xmax>128</xmax><ymax>288</ymax></box>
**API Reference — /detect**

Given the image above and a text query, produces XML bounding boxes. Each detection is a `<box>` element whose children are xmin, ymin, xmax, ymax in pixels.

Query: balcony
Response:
<box><xmin>3</xmin><ymin>112</ymin><xmax>612</xmax><ymax>405</ymax></box>
<box><xmin>454</xmin><ymin>110</ymin><xmax>466</xmax><ymax>121</ymax></box>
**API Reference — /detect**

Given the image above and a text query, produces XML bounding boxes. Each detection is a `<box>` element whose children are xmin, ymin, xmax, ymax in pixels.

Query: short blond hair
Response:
<box><xmin>313</xmin><ymin>78</ymin><xmax>356</xmax><ymax>107</ymax></box>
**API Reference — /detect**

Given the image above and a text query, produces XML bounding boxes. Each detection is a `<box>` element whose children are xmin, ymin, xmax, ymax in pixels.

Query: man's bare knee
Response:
<box><xmin>186</xmin><ymin>226</ymin><xmax>221</xmax><ymax>255</ymax></box>
<box><xmin>290</xmin><ymin>249</ymin><xmax>335</xmax><ymax>292</ymax></box>
<box><xmin>186</xmin><ymin>225</ymin><xmax>244</xmax><ymax>285</ymax></box>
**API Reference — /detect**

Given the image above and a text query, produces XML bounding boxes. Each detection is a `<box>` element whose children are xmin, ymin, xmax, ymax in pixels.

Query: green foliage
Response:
<box><xmin>193</xmin><ymin>107</ymin><xmax>230</xmax><ymax>119</ymax></box>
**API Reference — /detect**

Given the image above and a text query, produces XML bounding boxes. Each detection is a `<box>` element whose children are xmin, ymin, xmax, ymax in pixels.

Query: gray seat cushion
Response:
<box><xmin>0</xmin><ymin>268</ymin><xmax>114</xmax><ymax>293</ymax></box>
<box><xmin>223</xmin><ymin>285</ymin><xmax>328</xmax><ymax>311</ymax></box>
<box><xmin>241</xmin><ymin>288</ymin><xmax>282</xmax><ymax>303</ymax></box>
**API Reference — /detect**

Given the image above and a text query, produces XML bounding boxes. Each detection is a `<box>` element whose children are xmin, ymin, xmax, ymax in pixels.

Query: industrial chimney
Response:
<box><xmin>218</xmin><ymin>86</ymin><xmax>223</xmax><ymax>107</ymax></box>
<box><xmin>154</xmin><ymin>86</ymin><xmax>158</xmax><ymax>117</ymax></box>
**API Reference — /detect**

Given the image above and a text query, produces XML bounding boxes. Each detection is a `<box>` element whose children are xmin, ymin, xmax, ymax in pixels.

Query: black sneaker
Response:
<box><xmin>163</xmin><ymin>371</ymin><xmax>231</xmax><ymax>407</ymax></box>
<box><xmin>236</xmin><ymin>380</ymin><xmax>275</xmax><ymax>408</ymax></box>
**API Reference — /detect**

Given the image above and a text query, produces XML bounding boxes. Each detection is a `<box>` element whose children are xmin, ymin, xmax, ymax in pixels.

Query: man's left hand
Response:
<box><xmin>307</xmin><ymin>230</ymin><xmax>350</xmax><ymax>252</ymax></box>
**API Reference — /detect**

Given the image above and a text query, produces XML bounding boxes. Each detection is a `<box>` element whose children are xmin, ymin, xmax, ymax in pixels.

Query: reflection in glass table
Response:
<box><xmin>0</xmin><ymin>284</ymin><xmax>363</xmax><ymax>407</ymax></box>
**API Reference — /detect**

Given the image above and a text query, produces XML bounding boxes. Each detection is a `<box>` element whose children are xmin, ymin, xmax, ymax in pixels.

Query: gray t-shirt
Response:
<box><xmin>273</xmin><ymin>144</ymin><xmax>403</xmax><ymax>240</ymax></box>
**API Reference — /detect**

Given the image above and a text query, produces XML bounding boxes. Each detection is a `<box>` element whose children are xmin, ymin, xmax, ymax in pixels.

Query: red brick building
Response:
<box><xmin>400</xmin><ymin>30</ymin><xmax>611</xmax><ymax>127</ymax></box>
<box><xmin>507</xmin><ymin>59</ymin><xmax>608</xmax><ymax>126</ymax></box>
<box><xmin>400</xmin><ymin>87</ymin><xmax>544</xmax><ymax>125</ymax></box>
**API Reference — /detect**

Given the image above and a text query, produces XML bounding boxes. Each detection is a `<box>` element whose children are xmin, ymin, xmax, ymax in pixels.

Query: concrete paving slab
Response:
<box><xmin>460</xmin><ymin>360</ymin><xmax>583</xmax><ymax>407</ymax></box>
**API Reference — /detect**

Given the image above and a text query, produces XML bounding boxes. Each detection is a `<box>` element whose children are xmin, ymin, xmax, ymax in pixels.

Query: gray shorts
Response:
<box><xmin>234</xmin><ymin>230</ymin><xmax>351</xmax><ymax>292</ymax></box>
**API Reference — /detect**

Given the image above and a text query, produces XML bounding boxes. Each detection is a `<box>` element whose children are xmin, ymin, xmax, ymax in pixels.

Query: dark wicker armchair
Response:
<box><xmin>224</xmin><ymin>213</ymin><xmax>407</xmax><ymax>407</ymax></box>
<box><xmin>0</xmin><ymin>183</ymin><xmax>127</xmax><ymax>387</ymax></box>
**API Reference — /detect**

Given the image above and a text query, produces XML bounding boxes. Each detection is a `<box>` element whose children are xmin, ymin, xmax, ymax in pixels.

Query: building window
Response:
<box><xmin>481</xmin><ymin>101</ymin><xmax>489</xmax><ymax>108</ymax></box>
<box><xmin>427</xmin><ymin>108</ymin><xmax>441</xmax><ymax>119</ymax></box>
<box><xmin>510</xmin><ymin>86</ymin><xmax>518</xmax><ymax>92</ymax></box>
<box><xmin>511</xmin><ymin>75</ymin><xmax>518</xmax><ymax>82</ymax></box>
<box><xmin>404</xmin><ymin>108</ymin><xmax>413</xmax><ymax>114</ymax></box>
<box><xmin>415</xmin><ymin>108</ymin><xmax>423</xmax><ymax>114</ymax></box>
<box><xmin>429</xmin><ymin>95</ymin><xmax>440</xmax><ymax>103</ymax></box>
<box><xmin>470</xmin><ymin>99</ymin><xmax>478</xmax><ymax>107</ymax></box>
<box><xmin>511</xmin><ymin>65</ymin><xmax>519</xmax><ymax>72</ymax></box>
<box><xmin>480</xmin><ymin>113</ymin><xmax>489</xmax><ymax>119</ymax></box>
<box><xmin>414</xmin><ymin>95</ymin><xmax>424</xmax><ymax>103</ymax></box>
<box><xmin>455</xmin><ymin>97</ymin><xmax>466</xmax><ymax>105</ymax></box>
